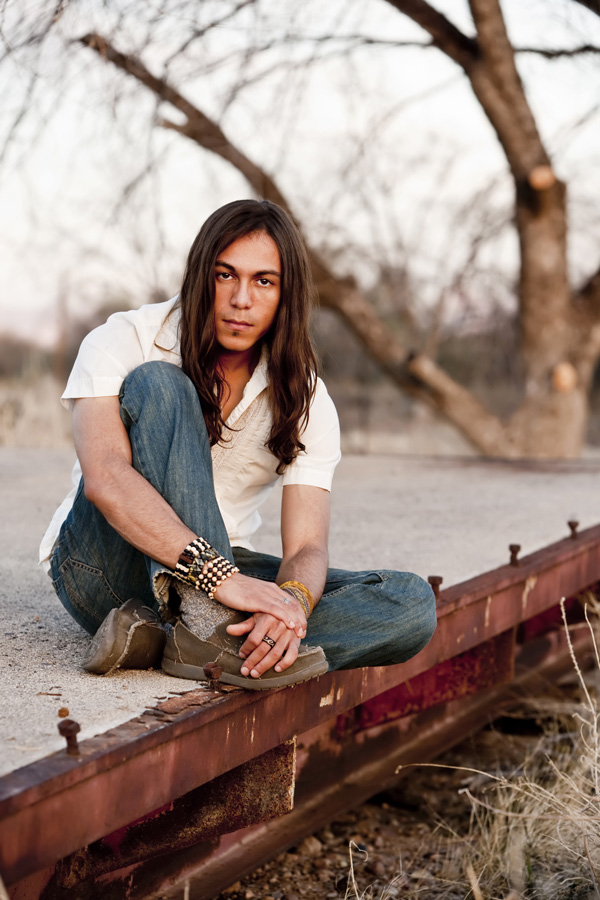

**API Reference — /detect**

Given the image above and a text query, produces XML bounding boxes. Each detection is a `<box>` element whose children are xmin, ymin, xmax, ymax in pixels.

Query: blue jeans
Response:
<box><xmin>50</xmin><ymin>362</ymin><xmax>436</xmax><ymax>670</ymax></box>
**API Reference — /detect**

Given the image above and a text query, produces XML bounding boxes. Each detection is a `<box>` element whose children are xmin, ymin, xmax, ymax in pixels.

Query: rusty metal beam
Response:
<box><xmin>16</xmin><ymin>624</ymin><xmax>589</xmax><ymax>900</ymax></box>
<box><xmin>2</xmin><ymin>524</ymin><xmax>600</xmax><ymax>887</ymax></box>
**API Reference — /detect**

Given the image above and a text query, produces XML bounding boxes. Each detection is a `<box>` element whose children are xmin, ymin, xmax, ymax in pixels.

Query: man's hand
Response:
<box><xmin>213</xmin><ymin>572</ymin><xmax>307</xmax><ymax>639</ymax></box>
<box><xmin>226</xmin><ymin>613</ymin><xmax>301</xmax><ymax>677</ymax></box>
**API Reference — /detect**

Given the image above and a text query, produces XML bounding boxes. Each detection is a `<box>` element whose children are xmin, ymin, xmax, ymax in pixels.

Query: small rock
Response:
<box><xmin>297</xmin><ymin>835</ymin><xmax>323</xmax><ymax>857</ymax></box>
<box><xmin>244</xmin><ymin>891</ymin><xmax>255</xmax><ymax>899</ymax></box>
<box><xmin>367</xmin><ymin>860</ymin><xmax>386</xmax><ymax>878</ymax></box>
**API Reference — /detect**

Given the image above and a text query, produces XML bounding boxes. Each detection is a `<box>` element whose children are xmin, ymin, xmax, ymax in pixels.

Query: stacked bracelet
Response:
<box><xmin>175</xmin><ymin>537</ymin><xmax>239</xmax><ymax>599</ymax></box>
<box><xmin>280</xmin><ymin>580</ymin><xmax>315</xmax><ymax>618</ymax></box>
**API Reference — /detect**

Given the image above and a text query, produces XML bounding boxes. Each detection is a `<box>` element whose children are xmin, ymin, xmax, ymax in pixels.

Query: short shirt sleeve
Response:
<box><xmin>282</xmin><ymin>377</ymin><xmax>341</xmax><ymax>491</ymax></box>
<box><xmin>59</xmin><ymin>300</ymin><xmax>182</xmax><ymax>411</ymax></box>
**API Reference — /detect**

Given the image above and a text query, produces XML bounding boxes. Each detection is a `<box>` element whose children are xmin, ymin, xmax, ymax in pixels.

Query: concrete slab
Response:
<box><xmin>1</xmin><ymin>448</ymin><xmax>599</xmax><ymax>778</ymax></box>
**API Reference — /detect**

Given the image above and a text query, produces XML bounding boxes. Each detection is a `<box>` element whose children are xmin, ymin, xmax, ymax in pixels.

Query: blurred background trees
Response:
<box><xmin>1</xmin><ymin>0</ymin><xmax>599</xmax><ymax>456</ymax></box>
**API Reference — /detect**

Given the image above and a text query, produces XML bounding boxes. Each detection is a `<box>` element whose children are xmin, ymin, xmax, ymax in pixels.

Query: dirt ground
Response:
<box><xmin>212</xmin><ymin>727</ymin><xmax>526</xmax><ymax>900</ymax></box>
<box><xmin>215</xmin><ymin>671</ymin><xmax>599</xmax><ymax>900</ymax></box>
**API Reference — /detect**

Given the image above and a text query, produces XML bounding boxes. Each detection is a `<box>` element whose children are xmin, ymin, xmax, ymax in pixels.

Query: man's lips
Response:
<box><xmin>222</xmin><ymin>319</ymin><xmax>253</xmax><ymax>331</ymax></box>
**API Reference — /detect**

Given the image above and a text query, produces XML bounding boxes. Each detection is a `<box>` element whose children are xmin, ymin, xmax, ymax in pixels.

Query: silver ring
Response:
<box><xmin>262</xmin><ymin>635</ymin><xmax>276</xmax><ymax>648</ymax></box>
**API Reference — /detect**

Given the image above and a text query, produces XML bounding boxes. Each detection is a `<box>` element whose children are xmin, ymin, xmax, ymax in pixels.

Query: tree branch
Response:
<box><xmin>260</xmin><ymin>31</ymin><xmax>600</xmax><ymax>58</ymax></box>
<box><xmin>467</xmin><ymin>0</ymin><xmax>549</xmax><ymax>175</ymax></box>
<box><xmin>517</xmin><ymin>43</ymin><xmax>600</xmax><ymax>58</ymax></box>
<box><xmin>382</xmin><ymin>0</ymin><xmax>478</xmax><ymax>68</ymax></box>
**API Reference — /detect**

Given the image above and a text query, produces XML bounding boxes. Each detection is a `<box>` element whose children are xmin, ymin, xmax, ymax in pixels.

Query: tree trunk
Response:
<box><xmin>385</xmin><ymin>0</ymin><xmax>600</xmax><ymax>457</ymax></box>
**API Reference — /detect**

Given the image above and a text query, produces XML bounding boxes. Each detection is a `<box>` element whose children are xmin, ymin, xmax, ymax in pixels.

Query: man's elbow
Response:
<box><xmin>82</xmin><ymin>467</ymin><xmax>119</xmax><ymax>511</ymax></box>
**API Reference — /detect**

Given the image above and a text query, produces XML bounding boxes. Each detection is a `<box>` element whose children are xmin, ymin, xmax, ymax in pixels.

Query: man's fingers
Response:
<box><xmin>226</xmin><ymin>618</ymin><xmax>255</xmax><ymax>636</ymax></box>
<box><xmin>240</xmin><ymin>639</ymin><xmax>274</xmax><ymax>676</ymax></box>
<box><xmin>273</xmin><ymin>640</ymin><xmax>300</xmax><ymax>672</ymax></box>
<box><xmin>260</xmin><ymin>597</ymin><xmax>306</xmax><ymax>636</ymax></box>
<box><xmin>242</xmin><ymin>635</ymin><xmax>300</xmax><ymax>678</ymax></box>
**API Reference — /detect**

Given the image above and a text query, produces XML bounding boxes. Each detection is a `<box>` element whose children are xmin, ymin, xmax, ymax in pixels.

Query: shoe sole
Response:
<box><xmin>161</xmin><ymin>654</ymin><xmax>329</xmax><ymax>690</ymax></box>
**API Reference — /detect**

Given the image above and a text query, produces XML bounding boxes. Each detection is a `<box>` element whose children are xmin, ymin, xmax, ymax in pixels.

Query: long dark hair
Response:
<box><xmin>178</xmin><ymin>199</ymin><xmax>318</xmax><ymax>472</ymax></box>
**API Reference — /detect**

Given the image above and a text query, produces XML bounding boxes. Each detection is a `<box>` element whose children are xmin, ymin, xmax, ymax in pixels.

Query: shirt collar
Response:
<box><xmin>155</xmin><ymin>296</ymin><xmax>181</xmax><ymax>356</ymax></box>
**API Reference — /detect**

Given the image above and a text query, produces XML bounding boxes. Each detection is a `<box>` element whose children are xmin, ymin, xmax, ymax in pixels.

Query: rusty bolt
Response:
<box><xmin>427</xmin><ymin>575</ymin><xmax>443</xmax><ymax>600</ymax></box>
<box><xmin>568</xmin><ymin>520</ymin><xmax>579</xmax><ymax>540</ymax></box>
<box><xmin>58</xmin><ymin>718</ymin><xmax>81</xmax><ymax>755</ymax></box>
<box><xmin>509</xmin><ymin>544</ymin><xmax>521</xmax><ymax>567</ymax></box>
<box><xmin>203</xmin><ymin>662</ymin><xmax>223</xmax><ymax>691</ymax></box>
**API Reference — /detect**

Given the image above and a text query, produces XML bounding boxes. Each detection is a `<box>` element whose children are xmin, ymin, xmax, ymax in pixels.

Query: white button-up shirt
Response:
<box><xmin>39</xmin><ymin>297</ymin><xmax>341</xmax><ymax>568</ymax></box>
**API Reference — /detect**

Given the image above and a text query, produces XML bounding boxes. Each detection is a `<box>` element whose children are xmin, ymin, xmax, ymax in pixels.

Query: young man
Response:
<box><xmin>40</xmin><ymin>199</ymin><xmax>436</xmax><ymax>689</ymax></box>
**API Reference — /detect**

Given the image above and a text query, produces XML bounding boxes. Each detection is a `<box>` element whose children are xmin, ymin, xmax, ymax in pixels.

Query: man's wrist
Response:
<box><xmin>175</xmin><ymin>537</ymin><xmax>239</xmax><ymax>598</ymax></box>
<box><xmin>280</xmin><ymin>580</ymin><xmax>315</xmax><ymax>618</ymax></box>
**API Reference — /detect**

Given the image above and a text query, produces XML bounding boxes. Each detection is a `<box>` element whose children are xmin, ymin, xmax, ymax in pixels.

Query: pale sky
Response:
<box><xmin>0</xmin><ymin>0</ymin><xmax>599</xmax><ymax>345</ymax></box>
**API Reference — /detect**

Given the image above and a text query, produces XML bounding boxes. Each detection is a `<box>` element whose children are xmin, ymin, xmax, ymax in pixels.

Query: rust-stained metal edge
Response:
<box><xmin>437</xmin><ymin>524</ymin><xmax>600</xmax><ymax>611</ymax></box>
<box><xmin>1</xmin><ymin>524</ymin><xmax>599</xmax><ymax>884</ymax></box>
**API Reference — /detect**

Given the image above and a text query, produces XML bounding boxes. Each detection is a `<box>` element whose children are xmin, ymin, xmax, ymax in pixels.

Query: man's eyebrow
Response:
<box><xmin>215</xmin><ymin>259</ymin><xmax>281</xmax><ymax>278</ymax></box>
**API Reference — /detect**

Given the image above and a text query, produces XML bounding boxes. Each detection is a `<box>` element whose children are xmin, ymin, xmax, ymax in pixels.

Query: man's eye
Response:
<box><xmin>258</xmin><ymin>278</ymin><xmax>272</xmax><ymax>286</ymax></box>
<box><xmin>217</xmin><ymin>271</ymin><xmax>231</xmax><ymax>280</ymax></box>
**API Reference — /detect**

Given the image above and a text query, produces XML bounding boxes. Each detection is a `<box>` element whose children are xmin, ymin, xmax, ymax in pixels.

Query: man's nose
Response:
<box><xmin>231</xmin><ymin>280</ymin><xmax>252</xmax><ymax>307</ymax></box>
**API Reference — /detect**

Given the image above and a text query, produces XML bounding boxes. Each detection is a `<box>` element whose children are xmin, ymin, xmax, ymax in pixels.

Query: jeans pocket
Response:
<box><xmin>55</xmin><ymin>556</ymin><xmax>123</xmax><ymax>634</ymax></box>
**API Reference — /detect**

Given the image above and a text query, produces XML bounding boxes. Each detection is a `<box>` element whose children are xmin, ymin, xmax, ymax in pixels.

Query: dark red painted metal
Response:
<box><xmin>336</xmin><ymin>628</ymin><xmax>515</xmax><ymax>735</ymax></box>
<box><xmin>2</xmin><ymin>524</ymin><xmax>600</xmax><ymax>888</ymax></box>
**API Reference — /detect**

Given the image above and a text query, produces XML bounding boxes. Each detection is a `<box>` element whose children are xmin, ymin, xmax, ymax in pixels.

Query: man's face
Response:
<box><xmin>214</xmin><ymin>231</ymin><xmax>281</xmax><ymax>355</ymax></box>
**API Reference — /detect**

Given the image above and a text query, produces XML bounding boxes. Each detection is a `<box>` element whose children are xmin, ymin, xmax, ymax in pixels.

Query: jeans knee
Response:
<box><xmin>120</xmin><ymin>362</ymin><xmax>197</xmax><ymax>422</ymax></box>
<box><xmin>410</xmin><ymin>574</ymin><xmax>437</xmax><ymax>651</ymax></box>
<box><xmin>385</xmin><ymin>571</ymin><xmax>437</xmax><ymax>658</ymax></box>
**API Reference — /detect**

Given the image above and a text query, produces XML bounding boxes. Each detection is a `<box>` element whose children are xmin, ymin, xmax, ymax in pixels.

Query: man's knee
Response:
<box><xmin>384</xmin><ymin>571</ymin><xmax>437</xmax><ymax>658</ymax></box>
<box><xmin>120</xmin><ymin>362</ymin><xmax>197</xmax><ymax>419</ymax></box>
<box><xmin>123</xmin><ymin>361</ymin><xmax>193</xmax><ymax>398</ymax></box>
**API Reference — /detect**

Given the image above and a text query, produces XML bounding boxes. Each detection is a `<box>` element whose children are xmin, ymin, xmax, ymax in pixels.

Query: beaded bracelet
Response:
<box><xmin>280</xmin><ymin>580</ymin><xmax>315</xmax><ymax>618</ymax></box>
<box><xmin>175</xmin><ymin>537</ymin><xmax>239</xmax><ymax>599</ymax></box>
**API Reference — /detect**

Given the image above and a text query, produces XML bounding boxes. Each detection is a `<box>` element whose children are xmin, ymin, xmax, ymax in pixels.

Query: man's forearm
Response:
<box><xmin>276</xmin><ymin>545</ymin><xmax>329</xmax><ymax>613</ymax></box>
<box><xmin>85</xmin><ymin>458</ymin><xmax>196</xmax><ymax>568</ymax></box>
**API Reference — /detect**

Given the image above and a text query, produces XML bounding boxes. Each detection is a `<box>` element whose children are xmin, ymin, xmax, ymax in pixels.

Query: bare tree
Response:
<box><xmin>3</xmin><ymin>0</ymin><xmax>600</xmax><ymax>457</ymax></box>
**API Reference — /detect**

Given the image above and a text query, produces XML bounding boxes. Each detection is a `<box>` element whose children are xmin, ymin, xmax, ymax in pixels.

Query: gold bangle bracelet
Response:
<box><xmin>280</xmin><ymin>580</ymin><xmax>315</xmax><ymax>616</ymax></box>
<box><xmin>281</xmin><ymin>586</ymin><xmax>311</xmax><ymax>618</ymax></box>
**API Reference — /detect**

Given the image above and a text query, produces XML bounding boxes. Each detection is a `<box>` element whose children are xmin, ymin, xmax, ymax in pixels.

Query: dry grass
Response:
<box><xmin>344</xmin><ymin>595</ymin><xmax>600</xmax><ymax>900</ymax></box>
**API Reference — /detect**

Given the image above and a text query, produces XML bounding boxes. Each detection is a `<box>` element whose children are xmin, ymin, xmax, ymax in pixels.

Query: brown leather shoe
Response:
<box><xmin>82</xmin><ymin>598</ymin><xmax>167</xmax><ymax>675</ymax></box>
<box><xmin>162</xmin><ymin>618</ymin><xmax>328</xmax><ymax>690</ymax></box>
